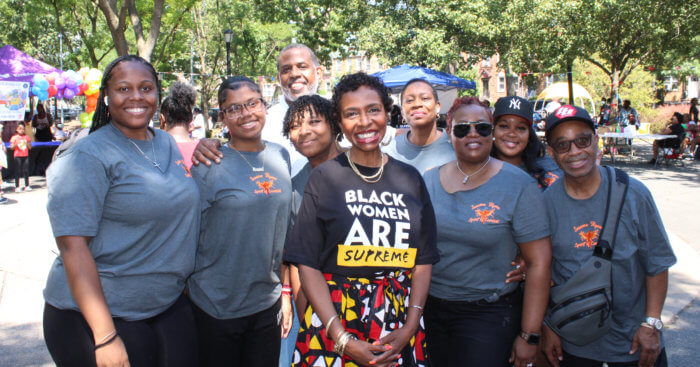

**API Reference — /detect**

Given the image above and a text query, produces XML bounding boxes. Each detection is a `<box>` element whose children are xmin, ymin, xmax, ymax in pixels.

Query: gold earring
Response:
<box><xmin>335</xmin><ymin>133</ymin><xmax>345</xmax><ymax>152</ymax></box>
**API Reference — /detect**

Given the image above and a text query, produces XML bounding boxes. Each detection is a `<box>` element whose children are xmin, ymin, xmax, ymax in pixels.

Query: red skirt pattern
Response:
<box><xmin>292</xmin><ymin>270</ymin><xmax>429</xmax><ymax>367</ymax></box>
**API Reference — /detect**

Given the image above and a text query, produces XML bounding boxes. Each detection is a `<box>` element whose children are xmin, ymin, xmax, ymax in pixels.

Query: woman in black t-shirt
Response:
<box><xmin>649</xmin><ymin>112</ymin><xmax>686</xmax><ymax>164</ymax></box>
<box><xmin>284</xmin><ymin>73</ymin><xmax>439</xmax><ymax>367</ymax></box>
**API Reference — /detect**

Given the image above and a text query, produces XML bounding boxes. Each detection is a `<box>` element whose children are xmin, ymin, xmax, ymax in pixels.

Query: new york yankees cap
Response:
<box><xmin>545</xmin><ymin>105</ymin><xmax>595</xmax><ymax>141</ymax></box>
<box><xmin>493</xmin><ymin>96</ymin><xmax>533</xmax><ymax>125</ymax></box>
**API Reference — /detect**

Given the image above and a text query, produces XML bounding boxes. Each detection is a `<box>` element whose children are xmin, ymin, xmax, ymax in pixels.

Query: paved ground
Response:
<box><xmin>0</xmin><ymin>143</ymin><xmax>697</xmax><ymax>366</ymax></box>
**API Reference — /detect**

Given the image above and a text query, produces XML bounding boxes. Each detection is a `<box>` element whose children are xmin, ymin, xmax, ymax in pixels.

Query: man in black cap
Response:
<box><xmin>541</xmin><ymin>105</ymin><xmax>675</xmax><ymax>367</ymax></box>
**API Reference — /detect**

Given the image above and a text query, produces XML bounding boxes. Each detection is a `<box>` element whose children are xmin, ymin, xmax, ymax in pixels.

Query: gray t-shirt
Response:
<box><xmin>544</xmin><ymin>166</ymin><xmax>676</xmax><ymax>362</ymax></box>
<box><xmin>292</xmin><ymin>162</ymin><xmax>313</xmax><ymax>214</ymax></box>
<box><xmin>383</xmin><ymin>131</ymin><xmax>454</xmax><ymax>174</ymax></box>
<box><xmin>187</xmin><ymin>142</ymin><xmax>293</xmax><ymax>319</ymax></box>
<box><xmin>44</xmin><ymin>124</ymin><xmax>200</xmax><ymax>321</ymax></box>
<box><xmin>424</xmin><ymin>163</ymin><xmax>550</xmax><ymax>301</ymax></box>
<box><xmin>518</xmin><ymin>156</ymin><xmax>563</xmax><ymax>189</ymax></box>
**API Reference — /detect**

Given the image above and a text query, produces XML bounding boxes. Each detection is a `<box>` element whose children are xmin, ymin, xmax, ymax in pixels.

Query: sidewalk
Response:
<box><xmin>0</xmin><ymin>150</ymin><xmax>698</xmax><ymax>365</ymax></box>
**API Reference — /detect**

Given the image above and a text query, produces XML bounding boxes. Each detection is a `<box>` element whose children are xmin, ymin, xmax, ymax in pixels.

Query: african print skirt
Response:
<box><xmin>292</xmin><ymin>271</ymin><xmax>429</xmax><ymax>367</ymax></box>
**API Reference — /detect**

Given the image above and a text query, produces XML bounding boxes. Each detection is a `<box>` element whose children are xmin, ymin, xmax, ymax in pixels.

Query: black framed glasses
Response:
<box><xmin>452</xmin><ymin>122</ymin><xmax>493</xmax><ymax>138</ymax></box>
<box><xmin>551</xmin><ymin>134</ymin><xmax>593</xmax><ymax>154</ymax></box>
<box><xmin>222</xmin><ymin>98</ymin><xmax>265</xmax><ymax>118</ymax></box>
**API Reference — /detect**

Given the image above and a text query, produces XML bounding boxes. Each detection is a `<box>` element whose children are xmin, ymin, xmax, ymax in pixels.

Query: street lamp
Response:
<box><xmin>224</xmin><ymin>29</ymin><xmax>233</xmax><ymax>77</ymax></box>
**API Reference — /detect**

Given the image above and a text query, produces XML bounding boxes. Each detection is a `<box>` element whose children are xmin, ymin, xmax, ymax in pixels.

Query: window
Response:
<box><xmin>334</xmin><ymin>59</ymin><xmax>342</xmax><ymax>73</ymax></box>
<box><xmin>346</xmin><ymin>59</ymin><xmax>352</xmax><ymax>73</ymax></box>
<box><xmin>664</xmin><ymin>76</ymin><xmax>679</xmax><ymax>91</ymax></box>
<box><xmin>481</xmin><ymin>57</ymin><xmax>491</xmax><ymax>67</ymax></box>
<box><xmin>482</xmin><ymin>79</ymin><xmax>490</xmax><ymax>99</ymax></box>
<box><xmin>356</xmin><ymin>58</ymin><xmax>362</xmax><ymax>71</ymax></box>
<box><xmin>545</xmin><ymin>74</ymin><xmax>554</xmax><ymax>87</ymax></box>
<box><xmin>497</xmin><ymin>73</ymin><xmax>506</xmax><ymax>92</ymax></box>
<box><xmin>365</xmin><ymin>58</ymin><xmax>371</xmax><ymax>71</ymax></box>
<box><xmin>263</xmin><ymin>83</ymin><xmax>274</xmax><ymax>98</ymax></box>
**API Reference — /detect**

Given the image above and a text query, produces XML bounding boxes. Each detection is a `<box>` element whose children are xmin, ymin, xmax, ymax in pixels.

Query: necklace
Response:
<box><xmin>128</xmin><ymin>135</ymin><xmax>164</xmax><ymax>174</ymax></box>
<box><xmin>229</xmin><ymin>142</ymin><xmax>266</xmax><ymax>172</ymax></box>
<box><xmin>456</xmin><ymin>156</ymin><xmax>490</xmax><ymax>184</ymax></box>
<box><xmin>346</xmin><ymin>150</ymin><xmax>384</xmax><ymax>183</ymax></box>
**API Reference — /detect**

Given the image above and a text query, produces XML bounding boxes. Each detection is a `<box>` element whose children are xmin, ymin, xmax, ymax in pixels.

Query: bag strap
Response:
<box><xmin>593</xmin><ymin>166</ymin><xmax>629</xmax><ymax>260</ymax></box>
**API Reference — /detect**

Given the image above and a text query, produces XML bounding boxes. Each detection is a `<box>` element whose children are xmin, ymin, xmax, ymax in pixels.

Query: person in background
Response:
<box><xmin>618</xmin><ymin>100</ymin><xmax>639</xmax><ymax>132</ymax></box>
<box><xmin>187</xmin><ymin>76</ymin><xmax>293</xmax><ymax>366</ymax></box>
<box><xmin>649</xmin><ymin>112</ymin><xmax>685</xmax><ymax>164</ymax></box>
<box><xmin>689</xmin><ymin>97</ymin><xmax>698</xmax><ymax>123</ymax></box>
<box><xmin>279</xmin><ymin>94</ymin><xmax>342</xmax><ymax>367</ymax></box>
<box><xmin>190</xmin><ymin>107</ymin><xmax>206</xmax><ymax>140</ymax></box>
<box><xmin>542</xmin><ymin>105</ymin><xmax>675</xmax><ymax>367</ymax></box>
<box><xmin>33</xmin><ymin>102</ymin><xmax>54</xmax><ymax>142</ymax></box>
<box><xmin>383</xmin><ymin>78</ymin><xmax>454</xmax><ymax>174</ymax></box>
<box><xmin>23</xmin><ymin>111</ymin><xmax>35</xmax><ymax>142</ymax></box>
<box><xmin>43</xmin><ymin>55</ymin><xmax>200</xmax><ymax>367</ymax></box>
<box><xmin>52</xmin><ymin>121</ymin><xmax>67</xmax><ymax>142</ymax></box>
<box><xmin>0</xmin><ymin>122</ymin><xmax>8</xmax><ymax>204</ymax></box>
<box><xmin>160</xmin><ymin>81</ymin><xmax>198</xmax><ymax>169</ymax></box>
<box><xmin>598</xmin><ymin>98</ymin><xmax>611</xmax><ymax>126</ymax></box>
<box><xmin>10</xmin><ymin>122</ymin><xmax>31</xmax><ymax>192</ymax></box>
<box><xmin>284</xmin><ymin>73</ymin><xmax>438</xmax><ymax>367</ymax></box>
<box><xmin>491</xmin><ymin>96</ymin><xmax>562</xmax><ymax>189</ymax></box>
<box><xmin>423</xmin><ymin>96</ymin><xmax>551</xmax><ymax>367</ymax></box>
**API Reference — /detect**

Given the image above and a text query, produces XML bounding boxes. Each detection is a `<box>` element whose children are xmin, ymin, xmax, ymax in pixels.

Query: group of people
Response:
<box><xmin>42</xmin><ymin>44</ymin><xmax>675</xmax><ymax>367</ymax></box>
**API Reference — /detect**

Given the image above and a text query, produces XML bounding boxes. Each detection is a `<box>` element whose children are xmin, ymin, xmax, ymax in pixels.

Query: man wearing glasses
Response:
<box><xmin>540</xmin><ymin>105</ymin><xmax>675</xmax><ymax>367</ymax></box>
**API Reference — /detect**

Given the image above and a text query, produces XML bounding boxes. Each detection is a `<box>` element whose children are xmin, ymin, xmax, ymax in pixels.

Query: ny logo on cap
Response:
<box><xmin>555</xmin><ymin>105</ymin><xmax>576</xmax><ymax>119</ymax></box>
<box><xmin>509</xmin><ymin>98</ymin><xmax>521</xmax><ymax>110</ymax></box>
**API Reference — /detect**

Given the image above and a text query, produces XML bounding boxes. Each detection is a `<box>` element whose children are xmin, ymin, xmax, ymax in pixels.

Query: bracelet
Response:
<box><xmin>640</xmin><ymin>322</ymin><xmax>654</xmax><ymax>330</ymax></box>
<box><xmin>94</xmin><ymin>331</ymin><xmax>119</xmax><ymax>350</ymax></box>
<box><xmin>407</xmin><ymin>305</ymin><xmax>423</xmax><ymax>312</ymax></box>
<box><xmin>333</xmin><ymin>331</ymin><xmax>357</xmax><ymax>356</ymax></box>
<box><xmin>95</xmin><ymin>330</ymin><xmax>116</xmax><ymax>346</ymax></box>
<box><xmin>325</xmin><ymin>314</ymin><xmax>340</xmax><ymax>332</ymax></box>
<box><xmin>282</xmin><ymin>284</ymin><xmax>292</xmax><ymax>291</ymax></box>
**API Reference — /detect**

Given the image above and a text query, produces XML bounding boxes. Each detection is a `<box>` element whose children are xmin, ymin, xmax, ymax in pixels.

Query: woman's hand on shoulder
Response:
<box><xmin>191</xmin><ymin>138</ymin><xmax>223</xmax><ymax>166</ymax></box>
<box><xmin>95</xmin><ymin>336</ymin><xmax>130</xmax><ymax>367</ymax></box>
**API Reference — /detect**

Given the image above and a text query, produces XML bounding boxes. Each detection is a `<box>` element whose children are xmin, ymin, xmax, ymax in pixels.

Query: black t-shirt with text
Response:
<box><xmin>283</xmin><ymin>154</ymin><xmax>439</xmax><ymax>277</ymax></box>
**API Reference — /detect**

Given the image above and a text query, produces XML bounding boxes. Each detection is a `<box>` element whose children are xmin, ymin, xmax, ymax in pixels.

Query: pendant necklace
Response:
<box><xmin>229</xmin><ymin>141</ymin><xmax>266</xmax><ymax>172</ymax></box>
<box><xmin>346</xmin><ymin>150</ymin><xmax>384</xmax><ymax>183</ymax></box>
<box><xmin>456</xmin><ymin>156</ymin><xmax>490</xmax><ymax>184</ymax></box>
<box><xmin>128</xmin><ymin>133</ymin><xmax>164</xmax><ymax>174</ymax></box>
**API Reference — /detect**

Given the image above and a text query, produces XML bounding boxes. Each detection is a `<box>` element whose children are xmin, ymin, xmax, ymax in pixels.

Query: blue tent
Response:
<box><xmin>372</xmin><ymin>64</ymin><xmax>476</xmax><ymax>92</ymax></box>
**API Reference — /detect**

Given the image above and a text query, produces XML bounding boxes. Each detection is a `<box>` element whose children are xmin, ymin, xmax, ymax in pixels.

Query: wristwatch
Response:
<box><xmin>644</xmin><ymin>317</ymin><xmax>664</xmax><ymax>332</ymax></box>
<box><xmin>519</xmin><ymin>331</ymin><xmax>541</xmax><ymax>345</ymax></box>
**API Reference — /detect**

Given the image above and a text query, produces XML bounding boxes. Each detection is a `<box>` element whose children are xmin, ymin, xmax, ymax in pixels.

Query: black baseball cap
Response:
<box><xmin>545</xmin><ymin>105</ymin><xmax>595</xmax><ymax>141</ymax></box>
<box><xmin>493</xmin><ymin>96</ymin><xmax>533</xmax><ymax>125</ymax></box>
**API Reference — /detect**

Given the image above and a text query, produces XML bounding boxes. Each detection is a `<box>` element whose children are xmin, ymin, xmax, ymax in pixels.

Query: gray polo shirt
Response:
<box><xmin>383</xmin><ymin>131</ymin><xmax>454</xmax><ymax>174</ymax></box>
<box><xmin>44</xmin><ymin>124</ymin><xmax>200</xmax><ymax>321</ymax></box>
<box><xmin>424</xmin><ymin>163</ymin><xmax>550</xmax><ymax>301</ymax></box>
<box><xmin>544</xmin><ymin>166</ymin><xmax>676</xmax><ymax>362</ymax></box>
<box><xmin>187</xmin><ymin>142</ymin><xmax>293</xmax><ymax>319</ymax></box>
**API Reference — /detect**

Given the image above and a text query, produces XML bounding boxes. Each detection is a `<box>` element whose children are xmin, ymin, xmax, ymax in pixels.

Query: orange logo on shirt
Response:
<box><xmin>175</xmin><ymin>160</ymin><xmax>191</xmax><ymax>177</ymax></box>
<box><xmin>542</xmin><ymin>172</ymin><xmax>559</xmax><ymax>187</ymax></box>
<box><xmin>468</xmin><ymin>202</ymin><xmax>501</xmax><ymax>224</ymax></box>
<box><xmin>250</xmin><ymin>172</ymin><xmax>281</xmax><ymax>195</ymax></box>
<box><xmin>573</xmin><ymin>221</ymin><xmax>602</xmax><ymax>248</ymax></box>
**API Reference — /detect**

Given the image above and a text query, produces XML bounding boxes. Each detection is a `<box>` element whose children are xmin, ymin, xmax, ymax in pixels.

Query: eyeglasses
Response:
<box><xmin>452</xmin><ymin>122</ymin><xmax>493</xmax><ymax>138</ymax></box>
<box><xmin>222</xmin><ymin>98</ymin><xmax>265</xmax><ymax>118</ymax></box>
<box><xmin>551</xmin><ymin>134</ymin><xmax>593</xmax><ymax>154</ymax></box>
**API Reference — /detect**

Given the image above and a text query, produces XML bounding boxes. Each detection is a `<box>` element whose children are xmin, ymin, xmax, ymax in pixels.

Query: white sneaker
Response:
<box><xmin>24</xmin><ymin>186</ymin><xmax>32</xmax><ymax>192</ymax></box>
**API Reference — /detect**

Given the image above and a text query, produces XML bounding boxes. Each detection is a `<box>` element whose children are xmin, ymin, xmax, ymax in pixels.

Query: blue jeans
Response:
<box><xmin>279</xmin><ymin>302</ymin><xmax>300</xmax><ymax>367</ymax></box>
<box><xmin>423</xmin><ymin>289</ymin><xmax>522</xmax><ymax>367</ymax></box>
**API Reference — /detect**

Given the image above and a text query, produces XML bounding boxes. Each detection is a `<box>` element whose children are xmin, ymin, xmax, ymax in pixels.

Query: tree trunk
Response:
<box><xmin>96</xmin><ymin>0</ymin><xmax>131</xmax><ymax>56</ymax></box>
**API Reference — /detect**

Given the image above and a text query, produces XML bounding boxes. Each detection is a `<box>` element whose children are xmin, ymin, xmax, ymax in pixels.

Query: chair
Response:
<box><xmin>655</xmin><ymin>147</ymin><xmax>685</xmax><ymax>168</ymax></box>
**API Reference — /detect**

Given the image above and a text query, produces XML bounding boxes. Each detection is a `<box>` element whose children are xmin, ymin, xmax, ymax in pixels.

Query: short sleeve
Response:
<box><xmin>283</xmin><ymin>173</ymin><xmax>326</xmax><ymax>270</ymax></box>
<box><xmin>415</xmin><ymin>175</ymin><xmax>439</xmax><ymax>265</ymax></box>
<box><xmin>633</xmin><ymin>184</ymin><xmax>677</xmax><ymax>276</ymax></box>
<box><xmin>512</xmin><ymin>180</ymin><xmax>550</xmax><ymax>243</ymax></box>
<box><xmin>190</xmin><ymin>164</ymin><xmax>215</xmax><ymax>211</ymax></box>
<box><xmin>47</xmin><ymin>150</ymin><xmax>110</xmax><ymax>237</ymax></box>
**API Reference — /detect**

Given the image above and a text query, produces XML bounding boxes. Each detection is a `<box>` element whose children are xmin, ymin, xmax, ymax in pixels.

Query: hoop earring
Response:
<box><xmin>104</xmin><ymin>96</ymin><xmax>109</xmax><ymax>106</ymax></box>
<box><xmin>334</xmin><ymin>133</ymin><xmax>345</xmax><ymax>152</ymax></box>
<box><xmin>381</xmin><ymin>134</ymin><xmax>392</xmax><ymax>147</ymax></box>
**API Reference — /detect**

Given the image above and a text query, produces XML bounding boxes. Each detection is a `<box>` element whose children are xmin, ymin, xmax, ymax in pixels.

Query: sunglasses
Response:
<box><xmin>452</xmin><ymin>122</ymin><xmax>493</xmax><ymax>138</ymax></box>
<box><xmin>551</xmin><ymin>134</ymin><xmax>593</xmax><ymax>154</ymax></box>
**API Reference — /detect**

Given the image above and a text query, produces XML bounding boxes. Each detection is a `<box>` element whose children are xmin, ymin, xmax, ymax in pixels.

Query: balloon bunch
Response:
<box><xmin>31</xmin><ymin>75</ymin><xmax>50</xmax><ymax>101</ymax></box>
<box><xmin>78</xmin><ymin>68</ymin><xmax>103</xmax><ymax>128</ymax></box>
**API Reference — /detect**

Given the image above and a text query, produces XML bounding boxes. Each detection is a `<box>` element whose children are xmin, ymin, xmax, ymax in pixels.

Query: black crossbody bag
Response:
<box><xmin>545</xmin><ymin>166</ymin><xmax>629</xmax><ymax>346</ymax></box>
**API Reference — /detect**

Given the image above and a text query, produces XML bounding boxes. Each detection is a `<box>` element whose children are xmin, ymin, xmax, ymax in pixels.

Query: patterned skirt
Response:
<box><xmin>292</xmin><ymin>270</ymin><xmax>429</xmax><ymax>367</ymax></box>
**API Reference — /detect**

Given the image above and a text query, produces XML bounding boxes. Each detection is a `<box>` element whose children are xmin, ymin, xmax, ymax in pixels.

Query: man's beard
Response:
<box><xmin>282</xmin><ymin>78</ymin><xmax>319</xmax><ymax>102</ymax></box>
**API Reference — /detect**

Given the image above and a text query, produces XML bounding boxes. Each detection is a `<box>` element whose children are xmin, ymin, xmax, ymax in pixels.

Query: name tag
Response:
<box><xmin>337</xmin><ymin>245</ymin><xmax>416</xmax><ymax>268</ymax></box>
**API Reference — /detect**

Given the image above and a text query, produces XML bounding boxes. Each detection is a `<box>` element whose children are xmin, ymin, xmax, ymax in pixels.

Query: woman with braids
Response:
<box><xmin>382</xmin><ymin>78</ymin><xmax>453</xmax><ymax>174</ymax></box>
<box><xmin>159</xmin><ymin>81</ymin><xmax>199</xmax><ymax>169</ymax></box>
<box><xmin>186</xmin><ymin>76</ymin><xmax>294</xmax><ymax>366</ymax></box>
<box><xmin>284</xmin><ymin>73</ymin><xmax>438</xmax><ymax>367</ymax></box>
<box><xmin>422</xmin><ymin>96</ymin><xmax>551</xmax><ymax>367</ymax></box>
<box><xmin>491</xmin><ymin>96</ymin><xmax>562</xmax><ymax>189</ymax></box>
<box><xmin>43</xmin><ymin>55</ymin><xmax>200</xmax><ymax>367</ymax></box>
<box><xmin>279</xmin><ymin>94</ymin><xmax>342</xmax><ymax>367</ymax></box>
